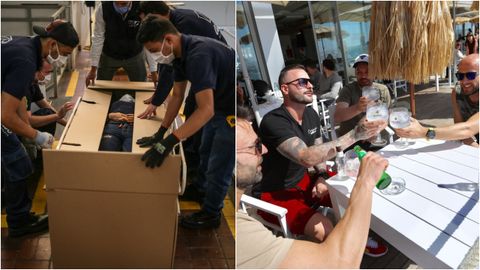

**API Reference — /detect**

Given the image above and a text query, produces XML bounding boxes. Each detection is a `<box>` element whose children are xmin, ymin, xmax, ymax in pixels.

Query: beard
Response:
<box><xmin>289</xmin><ymin>90</ymin><xmax>313</xmax><ymax>104</ymax></box>
<box><xmin>358</xmin><ymin>78</ymin><xmax>372</xmax><ymax>87</ymax></box>
<box><xmin>237</xmin><ymin>165</ymin><xmax>263</xmax><ymax>189</ymax></box>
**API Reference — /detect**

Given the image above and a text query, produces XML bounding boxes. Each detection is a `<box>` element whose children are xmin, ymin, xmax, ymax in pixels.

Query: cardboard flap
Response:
<box><xmin>60</xmin><ymin>89</ymin><xmax>111</xmax><ymax>151</ymax></box>
<box><xmin>88</xmin><ymin>80</ymin><xmax>155</xmax><ymax>91</ymax></box>
<box><xmin>43</xmin><ymin>150</ymin><xmax>181</xmax><ymax>194</ymax></box>
<box><xmin>132</xmin><ymin>91</ymin><xmax>169</xmax><ymax>154</ymax></box>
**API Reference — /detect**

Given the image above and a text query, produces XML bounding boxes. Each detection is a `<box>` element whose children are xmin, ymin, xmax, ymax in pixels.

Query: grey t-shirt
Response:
<box><xmin>317</xmin><ymin>71</ymin><xmax>343</xmax><ymax>98</ymax></box>
<box><xmin>336</xmin><ymin>81</ymin><xmax>391</xmax><ymax>136</ymax></box>
<box><xmin>237</xmin><ymin>210</ymin><xmax>293</xmax><ymax>269</ymax></box>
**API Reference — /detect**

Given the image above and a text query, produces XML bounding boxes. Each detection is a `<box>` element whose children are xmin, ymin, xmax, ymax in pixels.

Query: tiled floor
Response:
<box><xmin>1</xmin><ymin>49</ymin><xmax>235</xmax><ymax>269</ymax></box>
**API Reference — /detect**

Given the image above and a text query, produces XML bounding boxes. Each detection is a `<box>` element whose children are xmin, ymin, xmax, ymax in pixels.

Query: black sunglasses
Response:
<box><xmin>456</xmin><ymin>72</ymin><xmax>478</xmax><ymax>81</ymax></box>
<box><xmin>283</xmin><ymin>78</ymin><xmax>313</xmax><ymax>88</ymax></box>
<box><xmin>237</xmin><ymin>138</ymin><xmax>263</xmax><ymax>155</ymax></box>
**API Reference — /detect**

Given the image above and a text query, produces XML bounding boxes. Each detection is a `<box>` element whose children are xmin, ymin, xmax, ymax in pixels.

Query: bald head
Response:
<box><xmin>457</xmin><ymin>54</ymin><xmax>479</xmax><ymax>96</ymax></box>
<box><xmin>460</xmin><ymin>54</ymin><xmax>479</xmax><ymax>70</ymax></box>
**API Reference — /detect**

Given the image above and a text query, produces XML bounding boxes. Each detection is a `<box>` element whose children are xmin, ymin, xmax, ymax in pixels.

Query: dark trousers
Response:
<box><xmin>33</xmin><ymin>108</ymin><xmax>57</xmax><ymax>136</ymax></box>
<box><xmin>193</xmin><ymin>114</ymin><xmax>235</xmax><ymax>215</ymax></box>
<box><xmin>1</xmin><ymin>125</ymin><xmax>34</xmax><ymax>228</ymax></box>
<box><xmin>97</xmin><ymin>52</ymin><xmax>147</xmax><ymax>82</ymax></box>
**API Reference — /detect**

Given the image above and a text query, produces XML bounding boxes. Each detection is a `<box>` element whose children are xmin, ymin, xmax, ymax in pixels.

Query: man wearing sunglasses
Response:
<box><xmin>252</xmin><ymin>64</ymin><xmax>387</xmax><ymax>256</ymax></box>
<box><xmin>395</xmin><ymin>54</ymin><xmax>479</xmax><ymax>146</ymax></box>
<box><xmin>334</xmin><ymin>54</ymin><xmax>391</xmax><ymax>150</ymax></box>
<box><xmin>237</xmin><ymin>105</ymin><xmax>391</xmax><ymax>268</ymax></box>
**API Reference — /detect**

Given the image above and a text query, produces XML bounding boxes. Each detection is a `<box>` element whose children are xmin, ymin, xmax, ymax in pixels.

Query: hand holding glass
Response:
<box><xmin>366</xmin><ymin>102</ymin><xmax>389</xmax><ymax>146</ymax></box>
<box><xmin>390</xmin><ymin>107</ymin><xmax>411</xmax><ymax>148</ymax></box>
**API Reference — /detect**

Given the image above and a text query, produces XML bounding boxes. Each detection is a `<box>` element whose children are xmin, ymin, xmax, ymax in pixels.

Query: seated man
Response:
<box><xmin>27</xmin><ymin>60</ymin><xmax>72</xmax><ymax>136</ymax></box>
<box><xmin>99</xmin><ymin>94</ymin><xmax>135</xmax><ymax>152</ymax></box>
<box><xmin>316</xmin><ymin>59</ymin><xmax>343</xmax><ymax>105</ymax></box>
<box><xmin>253</xmin><ymin>64</ymin><xmax>388</xmax><ymax>256</ymax></box>
<box><xmin>237</xmin><ymin>105</ymin><xmax>390</xmax><ymax>268</ymax></box>
<box><xmin>303</xmin><ymin>58</ymin><xmax>322</xmax><ymax>95</ymax></box>
<box><xmin>23</xmin><ymin>60</ymin><xmax>73</xmax><ymax>160</ymax></box>
<box><xmin>334</xmin><ymin>54</ymin><xmax>391</xmax><ymax>150</ymax></box>
<box><xmin>395</xmin><ymin>54</ymin><xmax>479</xmax><ymax>146</ymax></box>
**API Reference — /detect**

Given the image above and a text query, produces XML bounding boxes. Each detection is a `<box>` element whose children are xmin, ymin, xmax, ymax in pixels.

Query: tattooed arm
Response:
<box><xmin>277</xmin><ymin>118</ymin><xmax>385</xmax><ymax>167</ymax></box>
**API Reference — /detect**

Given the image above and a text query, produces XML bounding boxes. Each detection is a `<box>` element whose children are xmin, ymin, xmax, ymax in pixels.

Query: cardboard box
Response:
<box><xmin>43</xmin><ymin>84</ymin><xmax>183</xmax><ymax>268</ymax></box>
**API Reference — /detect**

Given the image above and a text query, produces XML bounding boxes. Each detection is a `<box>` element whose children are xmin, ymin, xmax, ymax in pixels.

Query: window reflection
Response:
<box><xmin>237</xmin><ymin>2</ymin><xmax>262</xmax><ymax>81</ymax></box>
<box><xmin>337</xmin><ymin>1</ymin><xmax>371</xmax><ymax>82</ymax></box>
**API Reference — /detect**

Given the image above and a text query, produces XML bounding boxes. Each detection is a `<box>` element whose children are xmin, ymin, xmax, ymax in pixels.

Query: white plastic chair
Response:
<box><xmin>240</xmin><ymin>194</ymin><xmax>291</xmax><ymax>238</ymax></box>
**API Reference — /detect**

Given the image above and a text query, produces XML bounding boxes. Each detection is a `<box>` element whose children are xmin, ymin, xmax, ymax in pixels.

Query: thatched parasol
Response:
<box><xmin>369</xmin><ymin>1</ymin><xmax>454</xmax><ymax>116</ymax></box>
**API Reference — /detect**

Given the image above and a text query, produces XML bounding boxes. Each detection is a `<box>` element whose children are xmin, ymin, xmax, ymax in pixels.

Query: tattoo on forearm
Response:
<box><xmin>277</xmin><ymin>137</ymin><xmax>307</xmax><ymax>165</ymax></box>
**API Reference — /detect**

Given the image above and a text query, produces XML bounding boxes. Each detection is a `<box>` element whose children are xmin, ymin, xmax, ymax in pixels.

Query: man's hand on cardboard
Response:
<box><xmin>142</xmin><ymin>134</ymin><xmax>179</xmax><ymax>168</ymax></box>
<box><xmin>136</xmin><ymin>126</ymin><xmax>168</xmax><ymax>147</ymax></box>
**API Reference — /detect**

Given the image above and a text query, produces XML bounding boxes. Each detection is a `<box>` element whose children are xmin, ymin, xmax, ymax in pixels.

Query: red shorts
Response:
<box><xmin>258</xmin><ymin>172</ymin><xmax>332</xmax><ymax>235</ymax></box>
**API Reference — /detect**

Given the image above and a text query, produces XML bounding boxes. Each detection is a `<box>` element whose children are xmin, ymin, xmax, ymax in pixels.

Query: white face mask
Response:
<box><xmin>56</xmin><ymin>55</ymin><xmax>68</xmax><ymax>67</ymax></box>
<box><xmin>47</xmin><ymin>42</ymin><xmax>61</xmax><ymax>64</ymax></box>
<box><xmin>119</xmin><ymin>94</ymin><xmax>135</xmax><ymax>103</ymax></box>
<box><xmin>38</xmin><ymin>73</ymin><xmax>52</xmax><ymax>85</ymax></box>
<box><xmin>153</xmin><ymin>38</ymin><xmax>175</xmax><ymax>64</ymax></box>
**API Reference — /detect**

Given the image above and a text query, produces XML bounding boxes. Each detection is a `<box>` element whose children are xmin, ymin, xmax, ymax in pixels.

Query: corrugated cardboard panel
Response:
<box><xmin>88</xmin><ymin>80</ymin><xmax>155</xmax><ymax>91</ymax></box>
<box><xmin>60</xmin><ymin>89</ymin><xmax>111</xmax><ymax>151</ymax></box>
<box><xmin>43</xmin><ymin>150</ymin><xmax>181</xmax><ymax>194</ymax></box>
<box><xmin>132</xmin><ymin>91</ymin><xmax>169</xmax><ymax>154</ymax></box>
<box><xmin>47</xmin><ymin>189</ymin><xmax>178</xmax><ymax>268</ymax></box>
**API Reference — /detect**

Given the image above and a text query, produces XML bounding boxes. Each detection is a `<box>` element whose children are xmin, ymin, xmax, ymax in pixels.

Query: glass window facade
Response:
<box><xmin>237</xmin><ymin>1</ymin><xmax>262</xmax><ymax>81</ymax></box>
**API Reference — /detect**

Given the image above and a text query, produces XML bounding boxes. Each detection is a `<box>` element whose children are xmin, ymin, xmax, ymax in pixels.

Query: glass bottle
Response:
<box><xmin>353</xmin><ymin>145</ymin><xmax>392</xmax><ymax>190</ymax></box>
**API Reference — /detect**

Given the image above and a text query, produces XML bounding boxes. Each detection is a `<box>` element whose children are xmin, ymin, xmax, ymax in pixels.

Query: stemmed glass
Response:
<box><xmin>366</xmin><ymin>102</ymin><xmax>389</xmax><ymax>146</ymax></box>
<box><xmin>380</xmin><ymin>177</ymin><xmax>406</xmax><ymax>195</ymax></box>
<box><xmin>389</xmin><ymin>107</ymin><xmax>411</xmax><ymax>149</ymax></box>
<box><xmin>363</xmin><ymin>86</ymin><xmax>387</xmax><ymax>146</ymax></box>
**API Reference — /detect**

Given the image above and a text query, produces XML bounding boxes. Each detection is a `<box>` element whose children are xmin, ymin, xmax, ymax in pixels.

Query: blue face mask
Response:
<box><xmin>113</xmin><ymin>3</ymin><xmax>130</xmax><ymax>14</ymax></box>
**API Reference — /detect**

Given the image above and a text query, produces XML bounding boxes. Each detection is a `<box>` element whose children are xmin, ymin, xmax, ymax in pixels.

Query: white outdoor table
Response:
<box><xmin>326</xmin><ymin>139</ymin><xmax>479</xmax><ymax>268</ymax></box>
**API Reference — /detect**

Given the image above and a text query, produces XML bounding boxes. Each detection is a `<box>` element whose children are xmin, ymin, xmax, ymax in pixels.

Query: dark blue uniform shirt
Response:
<box><xmin>1</xmin><ymin>36</ymin><xmax>43</xmax><ymax>100</ymax></box>
<box><xmin>170</xmin><ymin>8</ymin><xmax>227</xmax><ymax>44</ymax></box>
<box><xmin>173</xmin><ymin>34</ymin><xmax>235</xmax><ymax>115</ymax></box>
<box><xmin>151</xmin><ymin>8</ymin><xmax>229</xmax><ymax>107</ymax></box>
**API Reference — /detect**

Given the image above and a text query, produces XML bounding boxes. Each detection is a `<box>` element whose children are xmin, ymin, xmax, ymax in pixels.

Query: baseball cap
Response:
<box><xmin>353</xmin><ymin>54</ymin><xmax>369</xmax><ymax>68</ymax></box>
<box><xmin>33</xmin><ymin>20</ymin><xmax>79</xmax><ymax>48</ymax></box>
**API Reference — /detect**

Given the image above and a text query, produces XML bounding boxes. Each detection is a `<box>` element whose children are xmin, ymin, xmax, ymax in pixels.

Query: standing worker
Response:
<box><xmin>136</xmin><ymin>16</ymin><xmax>235</xmax><ymax>229</ymax></box>
<box><xmin>1</xmin><ymin>20</ymin><xmax>79</xmax><ymax>237</ymax></box>
<box><xmin>85</xmin><ymin>1</ymin><xmax>156</xmax><ymax>86</ymax></box>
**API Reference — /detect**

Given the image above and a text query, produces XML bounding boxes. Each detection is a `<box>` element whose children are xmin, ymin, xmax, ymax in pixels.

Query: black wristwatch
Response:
<box><xmin>426</xmin><ymin>128</ymin><xmax>436</xmax><ymax>140</ymax></box>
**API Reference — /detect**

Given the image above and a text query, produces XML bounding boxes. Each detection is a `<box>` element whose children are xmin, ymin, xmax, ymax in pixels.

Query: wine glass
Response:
<box><xmin>379</xmin><ymin>177</ymin><xmax>406</xmax><ymax>195</ymax></box>
<box><xmin>362</xmin><ymin>86</ymin><xmax>380</xmax><ymax>102</ymax></box>
<box><xmin>389</xmin><ymin>107</ymin><xmax>411</xmax><ymax>149</ymax></box>
<box><xmin>366</xmin><ymin>102</ymin><xmax>389</xmax><ymax>146</ymax></box>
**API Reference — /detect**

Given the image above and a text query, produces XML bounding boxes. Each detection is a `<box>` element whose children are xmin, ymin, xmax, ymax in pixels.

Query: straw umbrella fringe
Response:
<box><xmin>369</xmin><ymin>1</ymin><xmax>453</xmax><ymax>84</ymax></box>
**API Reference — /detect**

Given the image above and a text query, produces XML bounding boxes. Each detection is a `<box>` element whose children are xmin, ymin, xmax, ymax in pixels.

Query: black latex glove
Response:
<box><xmin>136</xmin><ymin>126</ymin><xmax>168</xmax><ymax>147</ymax></box>
<box><xmin>142</xmin><ymin>133</ymin><xmax>179</xmax><ymax>168</ymax></box>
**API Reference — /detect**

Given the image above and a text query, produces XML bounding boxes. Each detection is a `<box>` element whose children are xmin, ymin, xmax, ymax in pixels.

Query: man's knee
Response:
<box><xmin>304</xmin><ymin>212</ymin><xmax>334</xmax><ymax>242</ymax></box>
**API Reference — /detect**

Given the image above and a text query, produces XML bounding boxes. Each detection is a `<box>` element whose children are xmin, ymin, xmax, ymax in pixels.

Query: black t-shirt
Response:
<box><xmin>1</xmin><ymin>36</ymin><xmax>42</xmax><ymax>100</ymax></box>
<box><xmin>173</xmin><ymin>34</ymin><xmax>235</xmax><ymax>115</ymax></box>
<box><xmin>253</xmin><ymin>105</ymin><xmax>322</xmax><ymax>194</ymax></box>
<box><xmin>26</xmin><ymin>84</ymin><xmax>45</xmax><ymax>111</ymax></box>
<box><xmin>456</xmin><ymin>92</ymin><xmax>479</xmax><ymax>142</ymax></box>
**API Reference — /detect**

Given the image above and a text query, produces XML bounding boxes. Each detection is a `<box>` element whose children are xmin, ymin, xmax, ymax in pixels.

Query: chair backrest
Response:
<box><xmin>240</xmin><ymin>194</ymin><xmax>291</xmax><ymax>238</ymax></box>
<box><xmin>328</xmin><ymin>103</ymin><xmax>337</xmax><ymax>140</ymax></box>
